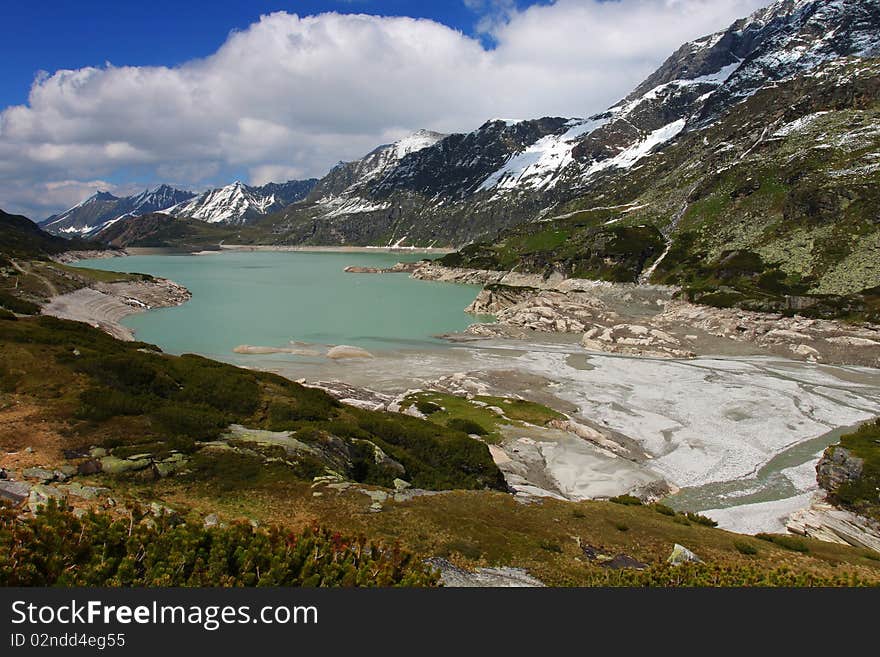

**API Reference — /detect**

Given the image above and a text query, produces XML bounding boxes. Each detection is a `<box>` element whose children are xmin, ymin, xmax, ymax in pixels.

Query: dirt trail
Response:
<box><xmin>9</xmin><ymin>259</ymin><xmax>59</xmax><ymax>297</ymax></box>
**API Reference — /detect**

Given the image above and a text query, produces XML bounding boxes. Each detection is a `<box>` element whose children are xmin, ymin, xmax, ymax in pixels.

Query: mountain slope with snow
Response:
<box><xmin>166</xmin><ymin>179</ymin><xmax>316</xmax><ymax>225</ymax></box>
<box><xmin>253</xmin><ymin>0</ymin><xmax>879</xmax><ymax>248</ymax></box>
<box><xmin>42</xmin><ymin>186</ymin><xmax>196</xmax><ymax>236</ymax></box>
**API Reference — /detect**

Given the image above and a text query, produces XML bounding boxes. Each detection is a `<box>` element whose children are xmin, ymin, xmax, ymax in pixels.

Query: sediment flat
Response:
<box><xmin>41</xmin><ymin>279</ymin><xmax>191</xmax><ymax>341</ymax></box>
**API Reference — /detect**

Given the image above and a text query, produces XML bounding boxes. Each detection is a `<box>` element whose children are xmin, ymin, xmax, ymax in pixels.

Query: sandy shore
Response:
<box><xmin>41</xmin><ymin>279</ymin><xmax>191</xmax><ymax>341</ymax></box>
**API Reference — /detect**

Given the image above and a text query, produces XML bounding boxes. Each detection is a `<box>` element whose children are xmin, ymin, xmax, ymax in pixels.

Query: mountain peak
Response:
<box><xmin>89</xmin><ymin>191</ymin><xmax>119</xmax><ymax>203</ymax></box>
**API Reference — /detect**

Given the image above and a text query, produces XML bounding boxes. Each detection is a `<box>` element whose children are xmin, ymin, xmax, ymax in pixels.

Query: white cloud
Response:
<box><xmin>0</xmin><ymin>0</ymin><xmax>769</xmax><ymax>219</ymax></box>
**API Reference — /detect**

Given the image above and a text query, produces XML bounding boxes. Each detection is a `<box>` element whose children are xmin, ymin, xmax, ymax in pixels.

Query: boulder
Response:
<box><xmin>99</xmin><ymin>456</ymin><xmax>151</xmax><ymax>475</ymax></box>
<box><xmin>77</xmin><ymin>459</ymin><xmax>102</xmax><ymax>475</ymax></box>
<box><xmin>28</xmin><ymin>484</ymin><xmax>66</xmax><ymax>513</ymax></box>
<box><xmin>326</xmin><ymin>345</ymin><xmax>374</xmax><ymax>360</ymax></box>
<box><xmin>817</xmin><ymin>446</ymin><xmax>864</xmax><ymax>494</ymax></box>
<box><xmin>0</xmin><ymin>481</ymin><xmax>31</xmax><ymax>506</ymax></box>
<box><xmin>22</xmin><ymin>467</ymin><xmax>55</xmax><ymax>482</ymax></box>
<box><xmin>667</xmin><ymin>544</ymin><xmax>702</xmax><ymax>566</ymax></box>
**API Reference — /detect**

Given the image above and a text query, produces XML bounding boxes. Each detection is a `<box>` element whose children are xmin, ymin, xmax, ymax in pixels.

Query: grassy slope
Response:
<box><xmin>0</xmin><ymin>314</ymin><xmax>504</xmax><ymax>492</ymax></box>
<box><xmin>0</xmin><ymin>313</ymin><xmax>878</xmax><ymax>585</ymax></box>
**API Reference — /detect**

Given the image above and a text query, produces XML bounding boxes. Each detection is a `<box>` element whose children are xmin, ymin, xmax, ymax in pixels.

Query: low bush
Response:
<box><xmin>756</xmin><ymin>533</ymin><xmax>810</xmax><ymax>553</ymax></box>
<box><xmin>446</xmin><ymin>418</ymin><xmax>489</xmax><ymax>436</ymax></box>
<box><xmin>0</xmin><ymin>291</ymin><xmax>40</xmax><ymax>315</ymax></box>
<box><xmin>684</xmin><ymin>512</ymin><xmax>719</xmax><ymax>528</ymax></box>
<box><xmin>415</xmin><ymin>400</ymin><xmax>442</xmax><ymax>415</ymax></box>
<box><xmin>609</xmin><ymin>494</ymin><xmax>643</xmax><ymax>506</ymax></box>
<box><xmin>0</xmin><ymin>501</ymin><xmax>437</xmax><ymax>587</ymax></box>
<box><xmin>734</xmin><ymin>541</ymin><xmax>759</xmax><ymax>556</ymax></box>
<box><xmin>652</xmin><ymin>503</ymin><xmax>676</xmax><ymax>516</ymax></box>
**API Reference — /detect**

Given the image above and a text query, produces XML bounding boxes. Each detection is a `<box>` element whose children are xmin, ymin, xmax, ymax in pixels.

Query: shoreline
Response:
<box><xmin>41</xmin><ymin>277</ymin><xmax>191</xmax><ymax>342</ymax></box>
<box><xmin>216</xmin><ymin>244</ymin><xmax>455</xmax><ymax>255</ymax></box>
<box><xmin>411</xmin><ymin>262</ymin><xmax>880</xmax><ymax>369</ymax></box>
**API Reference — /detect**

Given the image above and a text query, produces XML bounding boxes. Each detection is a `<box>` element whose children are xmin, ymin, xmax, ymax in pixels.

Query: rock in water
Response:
<box><xmin>326</xmin><ymin>345</ymin><xmax>374</xmax><ymax>360</ymax></box>
<box><xmin>667</xmin><ymin>544</ymin><xmax>702</xmax><ymax>566</ymax></box>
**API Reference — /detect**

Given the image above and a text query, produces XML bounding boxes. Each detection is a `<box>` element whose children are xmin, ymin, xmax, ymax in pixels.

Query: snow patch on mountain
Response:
<box><xmin>322</xmin><ymin>197</ymin><xmax>392</xmax><ymax>217</ymax></box>
<box><xmin>478</xmin><ymin>117</ymin><xmax>610</xmax><ymax>193</ymax></box>
<box><xmin>169</xmin><ymin>182</ymin><xmax>278</xmax><ymax>224</ymax></box>
<box><xmin>773</xmin><ymin>111</ymin><xmax>831</xmax><ymax>137</ymax></box>
<box><xmin>587</xmin><ymin>119</ymin><xmax>687</xmax><ymax>176</ymax></box>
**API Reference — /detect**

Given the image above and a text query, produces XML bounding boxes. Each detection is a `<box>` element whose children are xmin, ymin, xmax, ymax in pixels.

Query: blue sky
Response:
<box><xmin>0</xmin><ymin>0</ymin><xmax>768</xmax><ymax>218</ymax></box>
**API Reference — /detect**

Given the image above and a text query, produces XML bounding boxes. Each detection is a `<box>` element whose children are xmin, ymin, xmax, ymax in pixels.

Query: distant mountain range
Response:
<box><xmin>41</xmin><ymin>180</ymin><xmax>318</xmax><ymax>236</ymax></box>
<box><xmin>42</xmin><ymin>185</ymin><xmax>197</xmax><ymax>236</ymax></box>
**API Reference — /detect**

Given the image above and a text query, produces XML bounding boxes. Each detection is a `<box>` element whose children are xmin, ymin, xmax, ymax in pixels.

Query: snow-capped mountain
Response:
<box><xmin>306</xmin><ymin>130</ymin><xmax>445</xmax><ymax>214</ymax></box>
<box><xmin>42</xmin><ymin>185</ymin><xmax>196</xmax><ymax>236</ymax></box>
<box><xmin>476</xmin><ymin>0</ymin><xmax>880</xmax><ymax>197</ymax></box>
<box><xmin>262</xmin><ymin>0</ymin><xmax>880</xmax><ymax>247</ymax></box>
<box><xmin>167</xmin><ymin>179</ymin><xmax>317</xmax><ymax>225</ymax></box>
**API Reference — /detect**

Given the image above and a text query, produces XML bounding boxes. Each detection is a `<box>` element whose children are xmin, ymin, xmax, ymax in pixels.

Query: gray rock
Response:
<box><xmin>393</xmin><ymin>478</ymin><xmax>412</xmax><ymax>492</ymax></box>
<box><xmin>59</xmin><ymin>465</ymin><xmax>78</xmax><ymax>478</ymax></box>
<box><xmin>99</xmin><ymin>456</ymin><xmax>151</xmax><ymax>474</ymax></box>
<box><xmin>425</xmin><ymin>558</ymin><xmax>545</xmax><ymax>588</ymax></box>
<box><xmin>28</xmin><ymin>484</ymin><xmax>66</xmax><ymax>513</ymax></box>
<box><xmin>150</xmin><ymin>502</ymin><xmax>178</xmax><ymax>519</ymax></box>
<box><xmin>667</xmin><ymin>544</ymin><xmax>702</xmax><ymax>566</ymax></box>
<box><xmin>0</xmin><ymin>481</ymin><xmax>31</xmax><ymax>506</ymax></box>
<box><xmin>77</xmin><ymin>460</ymin><xmax>102</xmax><ymax>475</ymax></box>
<box><xmin>817</xmin><ymin>446</ymin><xmax>864</xmax><ymax>494</ymax></box>
<box><xmin>204</xmin><ymin>513</ymin><xmax>220</xmax><ymax>528</ymax></box>
<box><xmin>22</xmin><ymin>467</ymin><xmax>55</xmax><ymax>482</ymax></box>
<box><xmin>61</xmin><ymin>482</ymin><xmax>109</xmax><ymax>500</ymax></box>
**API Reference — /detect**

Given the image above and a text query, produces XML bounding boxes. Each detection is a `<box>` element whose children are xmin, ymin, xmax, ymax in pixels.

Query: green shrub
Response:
<box><xmin>756</xmin><ymin>533</ymin><xmax>810</xmax><ymax>553</ymax></box>
<box><xmin>734</xmin><ymin>541</ymin><xmax>759</xmax><ymax>556</ymax></box>
<box><xmin>446</xmin><ymin>418</ymin><xmax>489</xmax><ymax>436</ymax></box>
<box><xmin>0</xmin><ymin>308</ymin><xmax>16</xmax><ymax>321</ymax></box>
<box><xmin>78</xmin><ymin>387</ymin><xmax>152</xmax><ymax>421</ymax></box>
<box><xmin>539</xmin><ymin>540</ymin><xmax>563</xmax><ymax>553</ymax></box>
<box><xmin>613</xmin><ymin>521</ymin><xmax>630</xmax><ymax>532</ymax></box>
<box><xmin>415</xmin><ymin>400</ymin><xmax>442</xmax><ymax>415</ymax></box>
<box><xmin>0</xmin><ymin>501</ymin><xmax>437</xmax><ymax>587</ymax></box>
<box><xmin>609</xmin><ymin>494</ymin><xmax>643</xmax><ymax>506</ymax></box>
<box><xmin>0</xmin><ymin>291</ymin><xmax>40</xmax><ymax>315</ymax></box>
<box><xmin>685</xmin><ymin>512</ymin><xmax>719</xmax><ymax>528</ymax></box>
<box><xmin>652</xmin><ymin>503</ymin><xmax>676</xmax><ymax>516</ymax></box>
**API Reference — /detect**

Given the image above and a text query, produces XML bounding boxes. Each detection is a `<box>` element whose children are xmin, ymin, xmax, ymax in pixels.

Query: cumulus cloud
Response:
<box><xmin>0</xmin><ymin>0</ymin><xmax>769</xmax><ymax>218</ymax></box>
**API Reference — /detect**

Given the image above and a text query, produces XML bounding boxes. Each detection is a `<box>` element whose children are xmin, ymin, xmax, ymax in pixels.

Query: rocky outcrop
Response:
<box><xmin>581</xmin><ymin>324</ymin><xmax>696</xmax><ymax>359</ymax></box>
<box><xmin>424</xmin><ymin>558</ymin><xmax>545</xmax><ymax>588</ymax></box>
<box><xmin>817</xmin><ymin>446</ymin><xmax>865</xmax><ymax>494</ymax></box>
<box><xmin>656</xmin><ymin>301</ymin><xmax>880</xmax><ymax>367</ymax></box>
<box><xmin>787</xmin><ymin>497</ymin><xmax>880</xmax><ymax>553</ymax></box>
<box><xmin>50</xmin><ymin>249</ymin><xmax>125</xmax><ymax>265</ymax></box>
<box><xmin>418</xmin><ymin>263</ymin><xmax>880</xmax><ymax>366</ymax></box>
<box><xmin>343</xmin><ymin>262</ymin><xmax>420</xmax><ymax>275</ymax></box>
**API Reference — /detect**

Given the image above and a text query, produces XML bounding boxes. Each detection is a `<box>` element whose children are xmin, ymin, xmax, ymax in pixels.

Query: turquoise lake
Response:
<box><xmin>77</xmin><ymin>251</ymin><xmax>486</xmax><ymax>359</ymax></box>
